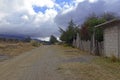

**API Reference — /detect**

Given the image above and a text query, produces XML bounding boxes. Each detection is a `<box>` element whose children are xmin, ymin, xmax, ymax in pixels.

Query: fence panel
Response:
<box><xmin>73</xmin><ymin>36</ymin><xmax>104</xmax><ymax>55</ymax></box>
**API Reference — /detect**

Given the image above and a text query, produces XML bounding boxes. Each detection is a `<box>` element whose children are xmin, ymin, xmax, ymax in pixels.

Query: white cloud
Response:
<box><xmin>27</xmin><ymin>0</ymin><xmax>55</xmax><ymax>8</ymax></box>
<box><xmin>89</xmin><ymin>0</ymin><xmax>98</xmax><ymax>3</ymax></box>
<box><xmin>38</xmin><ymin>37</ymin><xmax>50</xmax><ymax>41</ymax></box>
<box><xmin>0</xmin><ymin>0</ymin><xmax>59</xmax><ymax>38</ymax></box>
<box><xmin>74</xmin><ymin>0</ymin><xmax>85</xmax><ymax>3</ymax></box>
<box><xmin>21</xmin><ymin>15</ymin><xmax>29</xmax><ymax>21</ymax></box>
<box><xmin>55</xmin><ymin>0</ymin><xmax>120</xmax><ymax>28</ymax></box>
<box><xmin>0</xmin><ymin>0</ymin><xmax>120</xmax><ymax>40</ymax></box>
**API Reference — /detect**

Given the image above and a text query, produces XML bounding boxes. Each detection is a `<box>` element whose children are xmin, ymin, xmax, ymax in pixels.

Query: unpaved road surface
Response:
<box><xmin>0</xmin><ymin>45</ymin><xmax>94</xmax><ymax>80</ymax></box>
<box><xmin>0</xmin><ymin>45</ymin><xmax>66</xmax><ymax>80</ymax></box>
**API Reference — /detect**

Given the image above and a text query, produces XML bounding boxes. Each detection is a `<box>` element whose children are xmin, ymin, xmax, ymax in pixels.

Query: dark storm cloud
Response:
<box><xmin>54</xmin><ymin>0</ymin><xmax>120</xmax><ymax>28</ymax></box>
<box><xmin>1</xmin><ymin>0</ymin><xmax>120</xmax><ymax>38</ymax></box>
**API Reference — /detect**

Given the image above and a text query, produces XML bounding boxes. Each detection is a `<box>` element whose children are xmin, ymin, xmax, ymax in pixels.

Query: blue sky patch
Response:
<box><xmin>33</xmin><ymin>5</ymin><xmax>47</xmax><ymax>13</ymax></box>
<box><xmin>55</xmin><ymin>0</ymin><xmax>75</xmax><ymax>9</ymax></box>
<box><xmin>55</xmin><ymin>0</ymin><xmax>72</xmax><ymax>4</ymax></box>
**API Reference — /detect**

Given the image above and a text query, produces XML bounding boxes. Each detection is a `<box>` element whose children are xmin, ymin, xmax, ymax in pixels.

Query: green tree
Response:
<box><xmin>59</xmin><ymin>20</ymin><xmax>78</xmax><ymax>45</ymax></box>
<box><xmin>49</xmin><ymin>35</ymin><xmax>58</xmax><ymax>44</ymax></box>
<box><xmin>81</xmin><ymin>15</ymin><xmax>106</xmax><ymax>42</ymax></box>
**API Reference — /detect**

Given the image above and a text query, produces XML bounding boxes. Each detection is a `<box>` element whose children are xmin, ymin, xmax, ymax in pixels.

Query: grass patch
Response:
<box><xmin>110</xmin><ymin>55</ymin><xmax>119</xmax><ymax>62</ymax></box>
<box><xmin>57</xmin><ymin>45</ymin><xmax>120</xmax><ymax>80</ymax></box>
<box><xmin>59</xmin><ymin>62</ymin><xmax>120</xmax><ymax>80</ymax></box>
<box><xmin>58</xmin><ymin>56</ymin><xmax>120</xmax><ymax>80</ymax></box>
<box><xmin>0</xmin><ymin>42</ymin><xmax>35</xmax><ymax>56</ymax></box>
<box><xmin>59</xmin><ymin>45</ymin><xmax>88</xmax><ymax>58</ymax></box>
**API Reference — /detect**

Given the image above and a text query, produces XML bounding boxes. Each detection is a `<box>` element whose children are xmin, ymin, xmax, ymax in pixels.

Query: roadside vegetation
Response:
<box><xmin>49</xmin><ymin>35</ymin><xmax>58</xmax><ymax>44</ymax></box>
<box><xmin>30</xmin><ymin>40</ymin><xmax>41</xmax><ymax>47</ymax></box>
<box><xmin>57</xmin><ymin>45</ymin><xmax>120</xmax><ymax>80</ymax></box>
<box><xmin>59</xmin><ymin>12</ymin><xmax>117</xmax><ymax>45</ymax></box>
<box><xmin>0</xmin><ymin>42</ymin><xmax>35</xmax><ymax>56</ymax></box>
<box><xmin>58</xmin><ymin>14</ymin><xmax>120</xmax><ymax>79</ymax></box>
<box><xmin>59</xmin><ymin>61</ymin><xmax>120</xmax><ymax>80</ymax></box>
<box><xmin>59</xmin><ymin>20</ymin><xmax>79</xmax><ymax>46</ymax></box>
<box><xmin>59</xmin><ymin>12</ymin><xmax>119</xmax><ymax>58</ymax></box>
<box><xmin>0</xmin><ymin>37</ymin><xmax>40</xmax><ymax>57</ymax></box>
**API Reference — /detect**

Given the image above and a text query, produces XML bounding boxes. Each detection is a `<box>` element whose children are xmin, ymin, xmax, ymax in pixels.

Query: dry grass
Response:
<box><xmin>58</xmin><ymin>46</ymin><xmax>120</xmax><ymax>80</ymax></box>
<box><xmin>0</xmin><ymin>42</ymin><xmax>35</xmax><ymax>56</ymax></box>
<box><xmin>59</xmin><ymin>45</ymin><xmax>88</xmax><ymax>58</ymax></box>
<box><xmin>59</xmin><ymin>61</ymin><xmax>120</xmax><ymax>80</ymax></box>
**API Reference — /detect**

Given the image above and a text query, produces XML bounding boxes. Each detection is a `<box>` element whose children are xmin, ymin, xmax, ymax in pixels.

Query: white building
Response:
<box><xmin>95</xmin><ymin>19</ymin><xmax>120</xmax><ymax>58</ymax></box>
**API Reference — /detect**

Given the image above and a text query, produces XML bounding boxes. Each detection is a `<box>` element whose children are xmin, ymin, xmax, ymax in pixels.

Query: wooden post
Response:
<box><xmin>92</xmin><ymin>28</ymin><xmax>96</xmax><ymax>54</ymax></box>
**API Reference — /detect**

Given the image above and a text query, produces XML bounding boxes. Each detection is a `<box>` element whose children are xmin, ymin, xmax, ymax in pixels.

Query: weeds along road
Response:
<box><xmin>0</xmin><ymin>45</ymin><xmax>65</xmax><ymax>80</ymax></box>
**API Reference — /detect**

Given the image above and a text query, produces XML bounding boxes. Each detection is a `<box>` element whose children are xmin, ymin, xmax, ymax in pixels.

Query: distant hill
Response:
<box><xmin>0</xmin><ymin>34</ymin><xmax>27</xmax><ymax>40</ymax></box>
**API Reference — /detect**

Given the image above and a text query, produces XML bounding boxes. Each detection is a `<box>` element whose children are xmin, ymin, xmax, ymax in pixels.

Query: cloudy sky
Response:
<box><xmin>0</xmin><ymin>0</ymin><xmax>120</xmax><ymax>41</ymax></box>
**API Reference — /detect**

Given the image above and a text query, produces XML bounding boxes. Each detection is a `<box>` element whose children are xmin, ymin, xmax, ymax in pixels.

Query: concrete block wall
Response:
<box><xmin>104</xmin><ymin>26</ymin><xmax>119</xmax><ymax>57</ymax></box>
<box><xmin>118</xmin><ymin>25</ymin><xmax>120</xmax><ymax>59</ymax></box>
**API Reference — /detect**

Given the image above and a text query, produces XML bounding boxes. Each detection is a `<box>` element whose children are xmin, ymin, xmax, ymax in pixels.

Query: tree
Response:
<box><xmin>49</xmin><ymin>35</ymin><xmax>58</xmax><ymax>44</ymax></box>
<box><xmin>101</xmin><ymin>12</ymin><xmax>117</xmax><ymax>21</ymax></box>
<box><xmin>59</xmin><ymin>20</ymin><xmax>79</xmax><ymax>45</ymax></box>
<box><xmin>80</xmin><ymin>25</ymin><xmax>90</xmax><ymax>41</ymax></box>
<box><xmin>80</xmin><ymin>15</ymin><xmax>106</xmax><ymax>42</ymax></box>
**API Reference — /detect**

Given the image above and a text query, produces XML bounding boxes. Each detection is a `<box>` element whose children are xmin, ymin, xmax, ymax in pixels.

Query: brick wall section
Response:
<box><xmin>104</xmin><ymin>26</ymin><xmax>119</xmax><ymax>58</ymax></box>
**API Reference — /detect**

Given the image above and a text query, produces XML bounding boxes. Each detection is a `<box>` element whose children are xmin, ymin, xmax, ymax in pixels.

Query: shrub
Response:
<box><xmin>111</xmin><ymin>54</ymin><xmax>118</xmax><ymax>62</ymax></box>
<box><xmin>30</xmin><ymin>40</ymin><xmax>40</xmax><ymax>47</ymax></box>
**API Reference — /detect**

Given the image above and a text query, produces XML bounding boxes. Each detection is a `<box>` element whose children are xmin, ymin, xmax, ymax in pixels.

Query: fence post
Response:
<box><xmin>91</xmin><ymin>30</ymin><xmax>96</xmax><ymax>54</ymax></box>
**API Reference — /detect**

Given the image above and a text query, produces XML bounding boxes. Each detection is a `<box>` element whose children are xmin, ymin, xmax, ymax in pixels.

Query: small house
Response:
<box><xmin>95</xmin><ymin>19</ymin><xmax>120</xmax><ymax>58</ymax></box>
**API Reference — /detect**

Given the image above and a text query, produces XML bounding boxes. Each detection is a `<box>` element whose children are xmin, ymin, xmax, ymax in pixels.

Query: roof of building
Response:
<box><xmin>95</xmin><ymin>19</ymin><xmax>120</xmax><ymax>28</ymax></box>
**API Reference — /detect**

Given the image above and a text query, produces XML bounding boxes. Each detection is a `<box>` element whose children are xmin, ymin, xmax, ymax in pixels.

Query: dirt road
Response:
<box><xmin>0</xmin><ymin>45</ymin><xmax>66</xmax><ymax>80</ymax></box>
